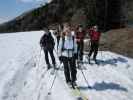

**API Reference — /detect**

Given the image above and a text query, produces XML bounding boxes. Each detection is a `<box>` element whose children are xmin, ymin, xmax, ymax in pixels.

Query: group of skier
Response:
<box><xmin>40</xmin><ymin>22</ymin><xmax>101</xmax><ymax>87</ymax></box>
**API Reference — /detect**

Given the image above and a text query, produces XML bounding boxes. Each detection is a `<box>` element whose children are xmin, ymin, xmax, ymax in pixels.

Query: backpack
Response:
<box><xmin>61</xmin><ymin>36</ymin><xmax>75</xmax><ymax>51</ymax></box>
<box><xmin>40</xmin><ymin>32</ymin><xmax>55</xmax><ymax>49</ymax></box>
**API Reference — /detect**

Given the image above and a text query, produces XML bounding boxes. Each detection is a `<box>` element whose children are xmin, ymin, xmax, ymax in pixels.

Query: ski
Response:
<box><xmin>67</xmin><ymin>83</ymin><xmax>89</xmax><ymax>100</ymax></box>
<box><xmin>73</xmin><ymin>88</ymin><xmax>89</xmax><ymax>100</ymax></box>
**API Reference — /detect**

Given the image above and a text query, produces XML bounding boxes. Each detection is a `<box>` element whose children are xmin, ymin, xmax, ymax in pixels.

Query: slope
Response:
<box><xmin>0</xmin><ymin>31</ymin><xmax>133</xmax><ymax>100</ymax></box>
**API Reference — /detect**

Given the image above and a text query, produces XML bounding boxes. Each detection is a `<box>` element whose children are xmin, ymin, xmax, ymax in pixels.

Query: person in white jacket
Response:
<box><xmin>58</xmin><ymin>24</ymin><xmax>78</xmax><ymax>86</ymax></box>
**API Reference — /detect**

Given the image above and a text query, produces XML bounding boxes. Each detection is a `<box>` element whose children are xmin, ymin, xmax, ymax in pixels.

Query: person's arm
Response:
<box><xmin>40</xmin><ymin>35</ymin><xmax>44</xmax><ymax>48</ymax></box>
<box><xmin>58</xmin><ymin>38</ymin><xmax>63</xmax><ymax>57</ymax></box>
<box><xmin>51</xmin><ymin>35</ymin><xmax>55</xmax><ymax>47</ymax></box>
<box><xmin>73</xmin><ymin>38</ymin><xmax>78</xmax><ymax>59</ymax></box>
<box><xmin>58</xmin><ymin>38</ymin><xmax>64</xmax><ymax>62</ymax></box>
<box><xmin>74</xmin><ymin>39</ymin><xmax>77</xmax><ymax>54</ymax></box>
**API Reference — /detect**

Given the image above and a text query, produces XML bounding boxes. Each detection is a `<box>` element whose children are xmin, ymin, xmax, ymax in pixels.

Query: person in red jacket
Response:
<box><xmin>75</xmin><ymin>25</ymin><xmax>86</xmax><ymax>62</ymax></box>
<box><xmin>88</xmin><ymin>25</ymin><xmax>101</xmax><ymax>64</ymax></box>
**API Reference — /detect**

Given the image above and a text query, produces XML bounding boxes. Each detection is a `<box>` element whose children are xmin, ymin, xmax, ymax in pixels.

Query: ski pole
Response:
<box><xmin>77</xmin><ymin>50</ymin><xmax>81</xmax><ymax>69</ymax></box>
<box><xmin>86</xmin><ymin>39</ymin><xmax>91</xmax><ymax>62</ymax></box>
<box><xmin>54</xmin><ymin>48</ymin><xmax>58</xmax><ymax>56</ymax></box>
<box><xmin>47</xmin><ymin>62</ymin><xmax>62</xmax><ymax>95</ymax></box>
<box><xmin>100</xmin><ymin>50</ymin><xmax>103</xmax><ymax>61</ymax></box>
<box><xmin>80</xmin><ymin>68</ymin><xmax>91</xmax><ymax>89</ymax></box>
<box><xmin>47</xmin><ymin>74</ymin><xmax>57</xmax><ymax>95</ymax></box>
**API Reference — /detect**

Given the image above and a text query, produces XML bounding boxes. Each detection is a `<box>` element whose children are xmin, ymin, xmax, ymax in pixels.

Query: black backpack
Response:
<box><xmin>40</xmin><ymin>32</ymin><xmax>55</xmax><ymax>48</ymax></box>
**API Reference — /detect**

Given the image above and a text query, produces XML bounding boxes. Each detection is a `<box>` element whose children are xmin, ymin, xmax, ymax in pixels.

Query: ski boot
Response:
<box><xmin>53</xmin><ymin>63</ymin><xmax>59</xmax><ymax>70</ymax></box>
<box><xmin>47</xmin><ymin>64</ymin><xmax>51</xmax><ymax>70</ymax></box>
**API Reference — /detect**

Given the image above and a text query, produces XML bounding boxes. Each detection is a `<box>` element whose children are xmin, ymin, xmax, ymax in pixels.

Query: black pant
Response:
<box><xmin>62</xmin><ymin>57</ymin><xmax>77</xmax><ymax>83</ymax></box>
<box><xmin>88</xmin><ymin>40</ymin><xmax>99</xmax><ymax>59</ymax></box>
<box><xmin>77</xmin><ymin>40</ymin><xmax>84</xmax><ymax>61</ymax></box>
<box><xmin>43</xmin><ymin>48</ymin><xmax>55</xmax><ymax>65</ymax></box>
<box><xmin>56</xmin><ymin>36</ymin><xmax>60</xmax><ymax>50</ymax></box>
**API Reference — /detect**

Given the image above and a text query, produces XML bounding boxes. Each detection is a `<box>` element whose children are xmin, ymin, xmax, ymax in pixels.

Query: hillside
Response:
<box><xmin>0</xmin><ymin>0</ymin><xmax>90</xmax><ymax>33</ymax></box>
<box><xmin>100</xmin><ymin>27</ymin><xmax>133</xmax><ymax>58</ymax></box>
<box><xmin>0</xmin><ymin>0</ymin><xmax>129</xmax><ymax>33</ymax></box>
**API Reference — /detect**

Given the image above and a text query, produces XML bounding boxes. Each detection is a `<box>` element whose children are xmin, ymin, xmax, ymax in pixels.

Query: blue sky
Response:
<box><xmin>0</xmin><ymin>0</ymin><xmax>50</xmax><ymax>23</ymax></box>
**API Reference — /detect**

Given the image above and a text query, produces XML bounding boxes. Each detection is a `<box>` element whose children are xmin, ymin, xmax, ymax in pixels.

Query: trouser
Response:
<box><xmin>62</xmin><ymin>57</ymin><xmax>77</xmax><ymax>83</ymax></box>
<box><xmin>77</xmin><ymin>40</ymin><xmax>84</xmax><ymax>61</ymax></box>
<box><xmin>88</xmin><ymin>40</ymin><xmax>99</xmax><ymax>59</ymax></box>
<box><xmin>56</xmin><ymin>36</ymin><xmax>60</xmax><ymax>50</ymax></box>
<box><xmin>43</xmin><ymin>48</ymin><xmax>55</xmax><ymax>65</ymax></box>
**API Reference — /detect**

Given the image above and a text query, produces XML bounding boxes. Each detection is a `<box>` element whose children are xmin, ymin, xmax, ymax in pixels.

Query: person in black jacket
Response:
<box><xmin>40</xmin><ymin>28</ymin><xmax>56</xmax><ymax>69</ymax></box>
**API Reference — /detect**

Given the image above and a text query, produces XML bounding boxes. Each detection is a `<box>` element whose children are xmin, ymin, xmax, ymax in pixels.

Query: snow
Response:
<box><xmin>0</xmin><ymin>31</ymin><xmax>133</xmax><ymax>100</ymax></box>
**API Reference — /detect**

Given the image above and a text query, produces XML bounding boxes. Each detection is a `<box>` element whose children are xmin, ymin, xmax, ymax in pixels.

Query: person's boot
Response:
<box><xmin>53</xmin><ymin>63</ymin><xmax>58</xmax><ymax>70</ymax></box>
<box><xmin>47</xmin><ymin>64</ymin><xmax>51</xmax><ymax>70</ymax></box>
<box><xmin>67</xmin><ymin>82</ymin><xmax>72</xmax><ymax>88</ymax></box>
<box><xmin>72</xmin><ymin>81</ymin><xmax>77</xmax><ymax>87</ymax></box>
<box><xmin>93</xmin><ymin>58</ymin><xmax>98</xmax><ymax>64</ymax></box>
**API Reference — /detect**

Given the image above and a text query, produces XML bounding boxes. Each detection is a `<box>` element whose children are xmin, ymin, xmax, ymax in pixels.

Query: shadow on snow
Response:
<box><xmin>82</xmin><ymin>56</ymin><xmax>130</xmax><ymax>67</ymax></box>
<box><xmin>78</xmin><ymin>81</ymin><xmax>128</xmax><ymax>92</ymax></box>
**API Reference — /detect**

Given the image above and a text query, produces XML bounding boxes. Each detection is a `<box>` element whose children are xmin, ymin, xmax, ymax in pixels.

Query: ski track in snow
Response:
<box><xmin>0</xmin><ymin>31</ymin><xmax>133</xmax><ymax>100</ymax></box>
